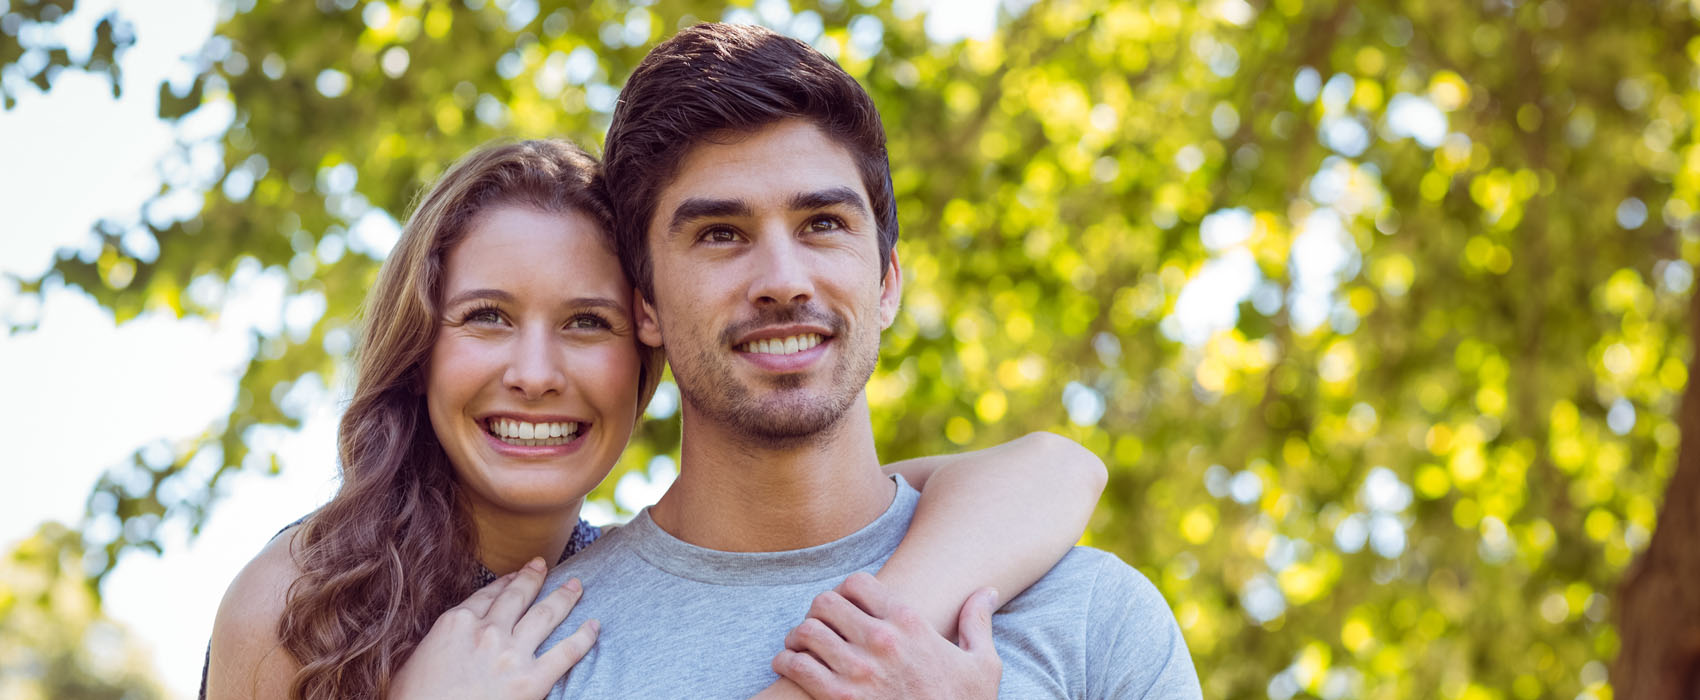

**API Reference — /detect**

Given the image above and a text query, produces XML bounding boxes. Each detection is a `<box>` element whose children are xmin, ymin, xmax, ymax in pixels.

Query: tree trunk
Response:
<box><xmin>1614</xmin><ymin>287</ymin><xmax>1700</xmax><ymax>699</ymax></box>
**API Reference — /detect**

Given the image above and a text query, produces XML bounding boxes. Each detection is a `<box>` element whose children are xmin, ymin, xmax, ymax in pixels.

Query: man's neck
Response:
<box><xmin>648</xmin><ymin>398</ymin><xmax>895</xmax><ymax>552</ymax></box>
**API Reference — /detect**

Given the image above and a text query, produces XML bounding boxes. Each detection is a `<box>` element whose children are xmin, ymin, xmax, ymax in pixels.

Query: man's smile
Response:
<box><xmin>734</xmin><ymin>332</ymin><xmax>832</xmax><ymax>373</ymax></box>
<box><xmin>736</xmin><ymin>332</ymin><xmax>823</xmax><ymax>356</ymax></box>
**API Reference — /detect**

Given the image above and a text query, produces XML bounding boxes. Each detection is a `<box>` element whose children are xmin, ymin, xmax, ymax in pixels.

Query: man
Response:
<box><xmin>538</xmin><ymin>23</ymin><xmax>1201</xmax><ymax>698</ymax></box>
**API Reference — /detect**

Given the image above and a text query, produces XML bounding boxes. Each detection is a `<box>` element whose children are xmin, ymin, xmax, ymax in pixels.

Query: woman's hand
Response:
<box><xmin>772</xmin><ymin>572</ymin><xmax>1002</xmax><ymax>699</ymax></box>
<box><xmin>389</xmin><ymin>558</ymin><xmax>598</xmax><ymax>700</ymax></box>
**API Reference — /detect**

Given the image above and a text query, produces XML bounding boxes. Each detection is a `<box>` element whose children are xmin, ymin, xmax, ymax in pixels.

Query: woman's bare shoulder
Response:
<box><xmin>206</xmin><ymin>525</ymin><xmax>305</xmax><ymax>699</ymax></box>
<box><xmin>220</xmin><ymin>525</ymin><xmax>304</xmax><ymax>621</ymax></box>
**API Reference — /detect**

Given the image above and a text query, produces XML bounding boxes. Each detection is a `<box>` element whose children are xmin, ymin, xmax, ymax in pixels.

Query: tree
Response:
<box><xmin>0</xmin><ymin>0</ymin><xmax>134</xmax><ymax>109</ymax></box>
<box><xmin>5</xmin><ymin>0</ymin><xmax>1696</xmax><ymax>697</ymax></box>
<box><xmin>1614</xmin><ymin>290</ymin><xmax>1700</xmax><ymax>698</ymax></box>
<box><xmin>0</xmin><ymin>521</ymin><xmax>166</xmax><ymax>700</ymax></box>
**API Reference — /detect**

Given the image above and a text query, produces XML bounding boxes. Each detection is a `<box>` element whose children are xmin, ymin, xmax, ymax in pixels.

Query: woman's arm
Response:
<box><xmin>877</xmin><ymin>430</ymin><xmax>1107</xmax><ymax>638</ymax></box>
<box><xmin>205</xmin><ymin>528</ymin><xmax>303</xmax><ymax>700</ymax></box>
<box><xmin>209</xmin><ymin>531</ymin><xmax>595</xmax><ymax>700</ymax></box>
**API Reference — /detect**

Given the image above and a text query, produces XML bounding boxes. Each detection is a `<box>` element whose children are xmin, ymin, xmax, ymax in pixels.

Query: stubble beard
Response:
<box><xmin>670</xmin><ymin>304</ymin><xmax>879</xmax><ymax>448</ymax></box>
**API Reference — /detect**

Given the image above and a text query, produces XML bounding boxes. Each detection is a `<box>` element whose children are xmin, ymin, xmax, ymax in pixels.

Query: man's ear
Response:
<box><xmin>878</xmin><ymin>248</ymin><xmax>902</xmax><ymax>329</ymax></box>
<box><xmin>635</xmin><ymin>285</ymin><xmax>664</xmax><ymax>348</ymax></box>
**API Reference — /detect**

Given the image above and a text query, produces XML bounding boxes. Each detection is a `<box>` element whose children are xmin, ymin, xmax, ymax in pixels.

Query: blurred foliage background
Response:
<box><xmin>5</xmin><ymin>0</ymin><xmax>1698</xmax><ymax>697</ymax></box>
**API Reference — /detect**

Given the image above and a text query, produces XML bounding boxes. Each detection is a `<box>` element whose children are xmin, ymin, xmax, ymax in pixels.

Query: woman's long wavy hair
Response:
<box><xmin>276</xmin><ymin>140</ymin><xmax>664</xmax><ymax>699</ymax></box>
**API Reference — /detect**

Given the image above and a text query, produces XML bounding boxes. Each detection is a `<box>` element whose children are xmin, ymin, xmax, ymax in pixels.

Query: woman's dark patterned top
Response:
<box><xmin>198</xmin><ymin>518</ymin><xmax>603</xmax><ymax>699</ymax></box>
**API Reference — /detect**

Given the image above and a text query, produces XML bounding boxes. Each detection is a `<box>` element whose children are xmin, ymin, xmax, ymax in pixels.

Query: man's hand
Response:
<box><xmin>772</xmin><ymin>572</ymin><xmax>1002</xmax><ymax>700</ymax></box>
<box><xmin>389</xmin><ymin>558</ymin><xmax>598</xmax><ymax>700</ymax></box>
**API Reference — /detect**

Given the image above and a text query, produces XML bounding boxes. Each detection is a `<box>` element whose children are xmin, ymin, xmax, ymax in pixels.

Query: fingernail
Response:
<box><xmin>566</xmin><ymin>578</ymin><xmax>582</xmax><ymax>593</ymax></box>
<box><xmin>527</xmin><ymin>557</ymin><xmax>546</xmax><ymax>572</ymax></box>
<box><xmin>588</xmin><ymin>619</ymin><xmax>601</xmax><ymax>634</ymax></box>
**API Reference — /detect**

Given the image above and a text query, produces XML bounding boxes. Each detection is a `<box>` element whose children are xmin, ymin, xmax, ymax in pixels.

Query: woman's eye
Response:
<box><xmin>566</xmin><ymin>314</ymin><xmax>612</xmax><ymax>330</ymax></box>
<box><xmin>465</xmin><ymin>308</ymin><xmax>503</xmax><ymax>324</ymax></box>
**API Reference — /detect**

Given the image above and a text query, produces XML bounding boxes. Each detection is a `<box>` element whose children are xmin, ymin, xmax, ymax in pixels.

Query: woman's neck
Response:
<box><xmin>464</xmin><ymin>499</ymin><xmax>584</xmax><ymax>576</ymax></box>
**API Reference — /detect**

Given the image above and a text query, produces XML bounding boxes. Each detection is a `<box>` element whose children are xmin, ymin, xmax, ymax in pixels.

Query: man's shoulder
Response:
<box><xmin>997</xmin><ymin>546</ymin><xmax>1203</xmax><ymax>700</ymax></box>
<box><xmin>1012</xmin><ymin>545</ymin><xmax>1160</xmax><ymax>606</ymax></box>
<box><xmin>540</xmin><ymin>519</ymin><xmax>646</xmax><ymax>589</ymax></box>
<box><xmin>1000</xmin><ymin>545</ymin><xmax>1177</xmax><ymax>638</ymax></box>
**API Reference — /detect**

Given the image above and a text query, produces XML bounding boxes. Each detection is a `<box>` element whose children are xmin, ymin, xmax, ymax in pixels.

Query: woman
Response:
<box><xmin>205</xmin><ymin>140</ymin><xmax>1106</xmax><ymax>699</ymax></box>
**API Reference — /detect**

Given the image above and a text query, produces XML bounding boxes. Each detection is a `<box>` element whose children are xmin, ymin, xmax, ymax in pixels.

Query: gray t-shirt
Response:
<box><xmin>537</xmin><ymin>476</ymin><xmax>1201</xmax><ymax>698</ymax></box>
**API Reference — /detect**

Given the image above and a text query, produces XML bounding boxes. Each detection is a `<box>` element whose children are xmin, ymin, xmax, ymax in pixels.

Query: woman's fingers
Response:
<box><xmin>485</xmin><ymin>558</ymin><xmax>548</xmax><ymax>625</ymax></box>
<box><xmin>537</xmin><ymin>618</ymin><xmax>600</xmax><ymax>677</ymax></box>
<box><xmin>456</xmin><ymin>568</ymin><xmax>520</xmax><ymax>618</ymax></box>
<box><xmin>513</xmin><ymin>578</ymin><xmax>585</xmax><ymax>648</ymax></box>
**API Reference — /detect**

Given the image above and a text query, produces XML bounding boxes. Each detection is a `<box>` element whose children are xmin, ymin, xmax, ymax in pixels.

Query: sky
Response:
<box><xmin>0</xmin><ymin>1</ymin><xmax>1007</xmax><ymax>698</ymax></box>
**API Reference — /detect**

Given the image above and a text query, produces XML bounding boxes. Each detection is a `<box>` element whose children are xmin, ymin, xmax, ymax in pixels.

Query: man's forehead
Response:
<box><xmin>656</xmin><ymin>119</ymin><xmax>870</xmax><ymax>214</ymax></box>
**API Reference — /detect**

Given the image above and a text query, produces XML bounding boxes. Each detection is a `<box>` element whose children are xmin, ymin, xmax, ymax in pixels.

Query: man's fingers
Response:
<box><xmin>836</xmin><ymin>571</ymin><xmax>895</xmax><ymax>620</ymax></box>
<box><xmin>537</xmin><ymin>619</ymin><xmax>600</xmax><ymax>677</ymax></box>
<box><xmin>486</xmin><ymin>557</ymin><xmax>548</xmax><ymax>626</ymax></box>
<box><xmin>514</xmin><ymin>577</ymin><xmax>585</xmax><ymax>647</ymax></box>
<box><xmin>956</xmin><ymin>587</ymin><xmax>999</xmax><ymax>654</ymax></box>
<box><xmin>772</xmin><ymin>648</ymin><xmax>849</xmax><ymax>699</ymax></box>
<box><xmin>784</xmin><ymin>617</ymin><xmax>866</xmax><ymax>677</ymax></box>
<box><xmin>808</xmin><ymin>589</ymin><xmax>881</xmax><ymax>648</ymax></box>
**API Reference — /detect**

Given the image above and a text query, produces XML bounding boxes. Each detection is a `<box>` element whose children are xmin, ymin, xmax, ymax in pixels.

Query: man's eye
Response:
<box><xmin>806</xmin><ymin>216</ymin><xmax>844</xmax><ymax>233</ymax></box>
<box><xmin>701</xmin><ymin>227</ymin><xmax>741</xmax><ymax>243</ymax></box>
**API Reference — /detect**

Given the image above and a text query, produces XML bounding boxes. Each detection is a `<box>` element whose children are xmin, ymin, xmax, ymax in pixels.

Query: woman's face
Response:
<box><xmin>425</xmin><ymin>204</ymin><xmax>641</xmax><ymax>518</ymax></box>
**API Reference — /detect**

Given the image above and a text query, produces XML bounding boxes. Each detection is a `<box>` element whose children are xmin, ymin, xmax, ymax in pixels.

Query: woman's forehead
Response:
<box><xmin>443</xmin><ymin>205</ymin><xmax>629</xmax><ymax>297</ymax></box>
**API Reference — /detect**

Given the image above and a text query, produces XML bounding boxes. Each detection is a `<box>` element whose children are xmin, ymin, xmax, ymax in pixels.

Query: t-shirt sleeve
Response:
<box><xmin>1084</xmin><ymin>556</ymin><xmax>1203</xmax><ymax>699</ymax></box>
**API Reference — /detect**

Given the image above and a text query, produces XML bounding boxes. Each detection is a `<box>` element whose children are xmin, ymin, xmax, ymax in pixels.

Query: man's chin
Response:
<box><xmin>723</xmin><ymin>394</ymin><xmax>848</xmax><ymax>443</ymax></box>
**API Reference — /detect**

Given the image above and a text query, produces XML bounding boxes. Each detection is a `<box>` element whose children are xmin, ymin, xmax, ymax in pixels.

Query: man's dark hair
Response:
<box><xmin>603</xmin><ymin>22</ymin><xmax>899</xmax><ymax>303</ymax></box>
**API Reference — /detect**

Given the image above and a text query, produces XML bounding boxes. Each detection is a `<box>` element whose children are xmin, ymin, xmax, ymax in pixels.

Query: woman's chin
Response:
<box><xmin>464</xmin><ymin>477</ymin><xmax>598</xmax><ymax>518</ymax></box>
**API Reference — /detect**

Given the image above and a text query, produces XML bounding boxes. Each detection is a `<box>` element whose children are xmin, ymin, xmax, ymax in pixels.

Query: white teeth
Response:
<box><xmin>487</xmin><ymin>419</ymin><xmax>582</xmax><ymax>446</ymax></box>
<box><xmin>740</xmin><ymin>333</ymin><xmax>823</xmax><ymax>355</ymax></box>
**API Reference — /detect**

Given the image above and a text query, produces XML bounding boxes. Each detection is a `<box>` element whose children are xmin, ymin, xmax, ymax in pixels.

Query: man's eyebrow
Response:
<box><xmin>789</xmin><ymin>187</ymin><xmax>870</xmax><ymax>217</ymax></box>
<box><xmin>668</xmin><ymin>197</ymin><xmax>754</xmax><ymax>235</ymax></box>
<box><xmin>443</xmin><ymin>288</ymin><xmax>514</xmax><ymax>308</ymax></box>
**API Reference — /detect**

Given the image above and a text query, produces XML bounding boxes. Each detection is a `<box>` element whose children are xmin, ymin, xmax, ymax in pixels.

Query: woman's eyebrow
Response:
<box><xmin>566</xmin><ymin>297</ymin><xmax>629</xmax><ymax>314</ymax></box>
<box><xmin>443</xmin><ymin>288</ymin><xmax>515</xmax><ymax>308</ymax></box>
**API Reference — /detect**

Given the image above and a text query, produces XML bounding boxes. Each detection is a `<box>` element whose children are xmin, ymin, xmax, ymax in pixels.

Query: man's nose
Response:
<box><xmin>503</xmin><ymin>327</ymin><xmax>565</xmax><ymax>400</ymax></box>
<box><xmin>748</xmin><ymin>233</ymin><xmax>815</xmax><ymax>306</ymax></box>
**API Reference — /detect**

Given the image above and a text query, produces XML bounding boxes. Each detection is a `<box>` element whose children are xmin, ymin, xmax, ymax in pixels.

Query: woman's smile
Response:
<box><xmin>484</xmin><ymin>416</ymin><xmax>586</xmax><ymax>447</ymax></box>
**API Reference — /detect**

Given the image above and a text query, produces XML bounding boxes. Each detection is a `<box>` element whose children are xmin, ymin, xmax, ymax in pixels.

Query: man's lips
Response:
<box><xmin>733</xmin><ymin>327</ymin><xmax>832</xmax><ymax>373</ymax></box>
<box><xmin>735</xmin><ymin>331</ymin><xmax>826</xmax><ymax>356</ymax></box>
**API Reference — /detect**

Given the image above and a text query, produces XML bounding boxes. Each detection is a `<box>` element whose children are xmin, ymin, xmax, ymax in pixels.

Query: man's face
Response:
<box><xmin>636</xmin><ymin>118</ymin><xmax>901</xmax><ymax>443</ymax></box>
